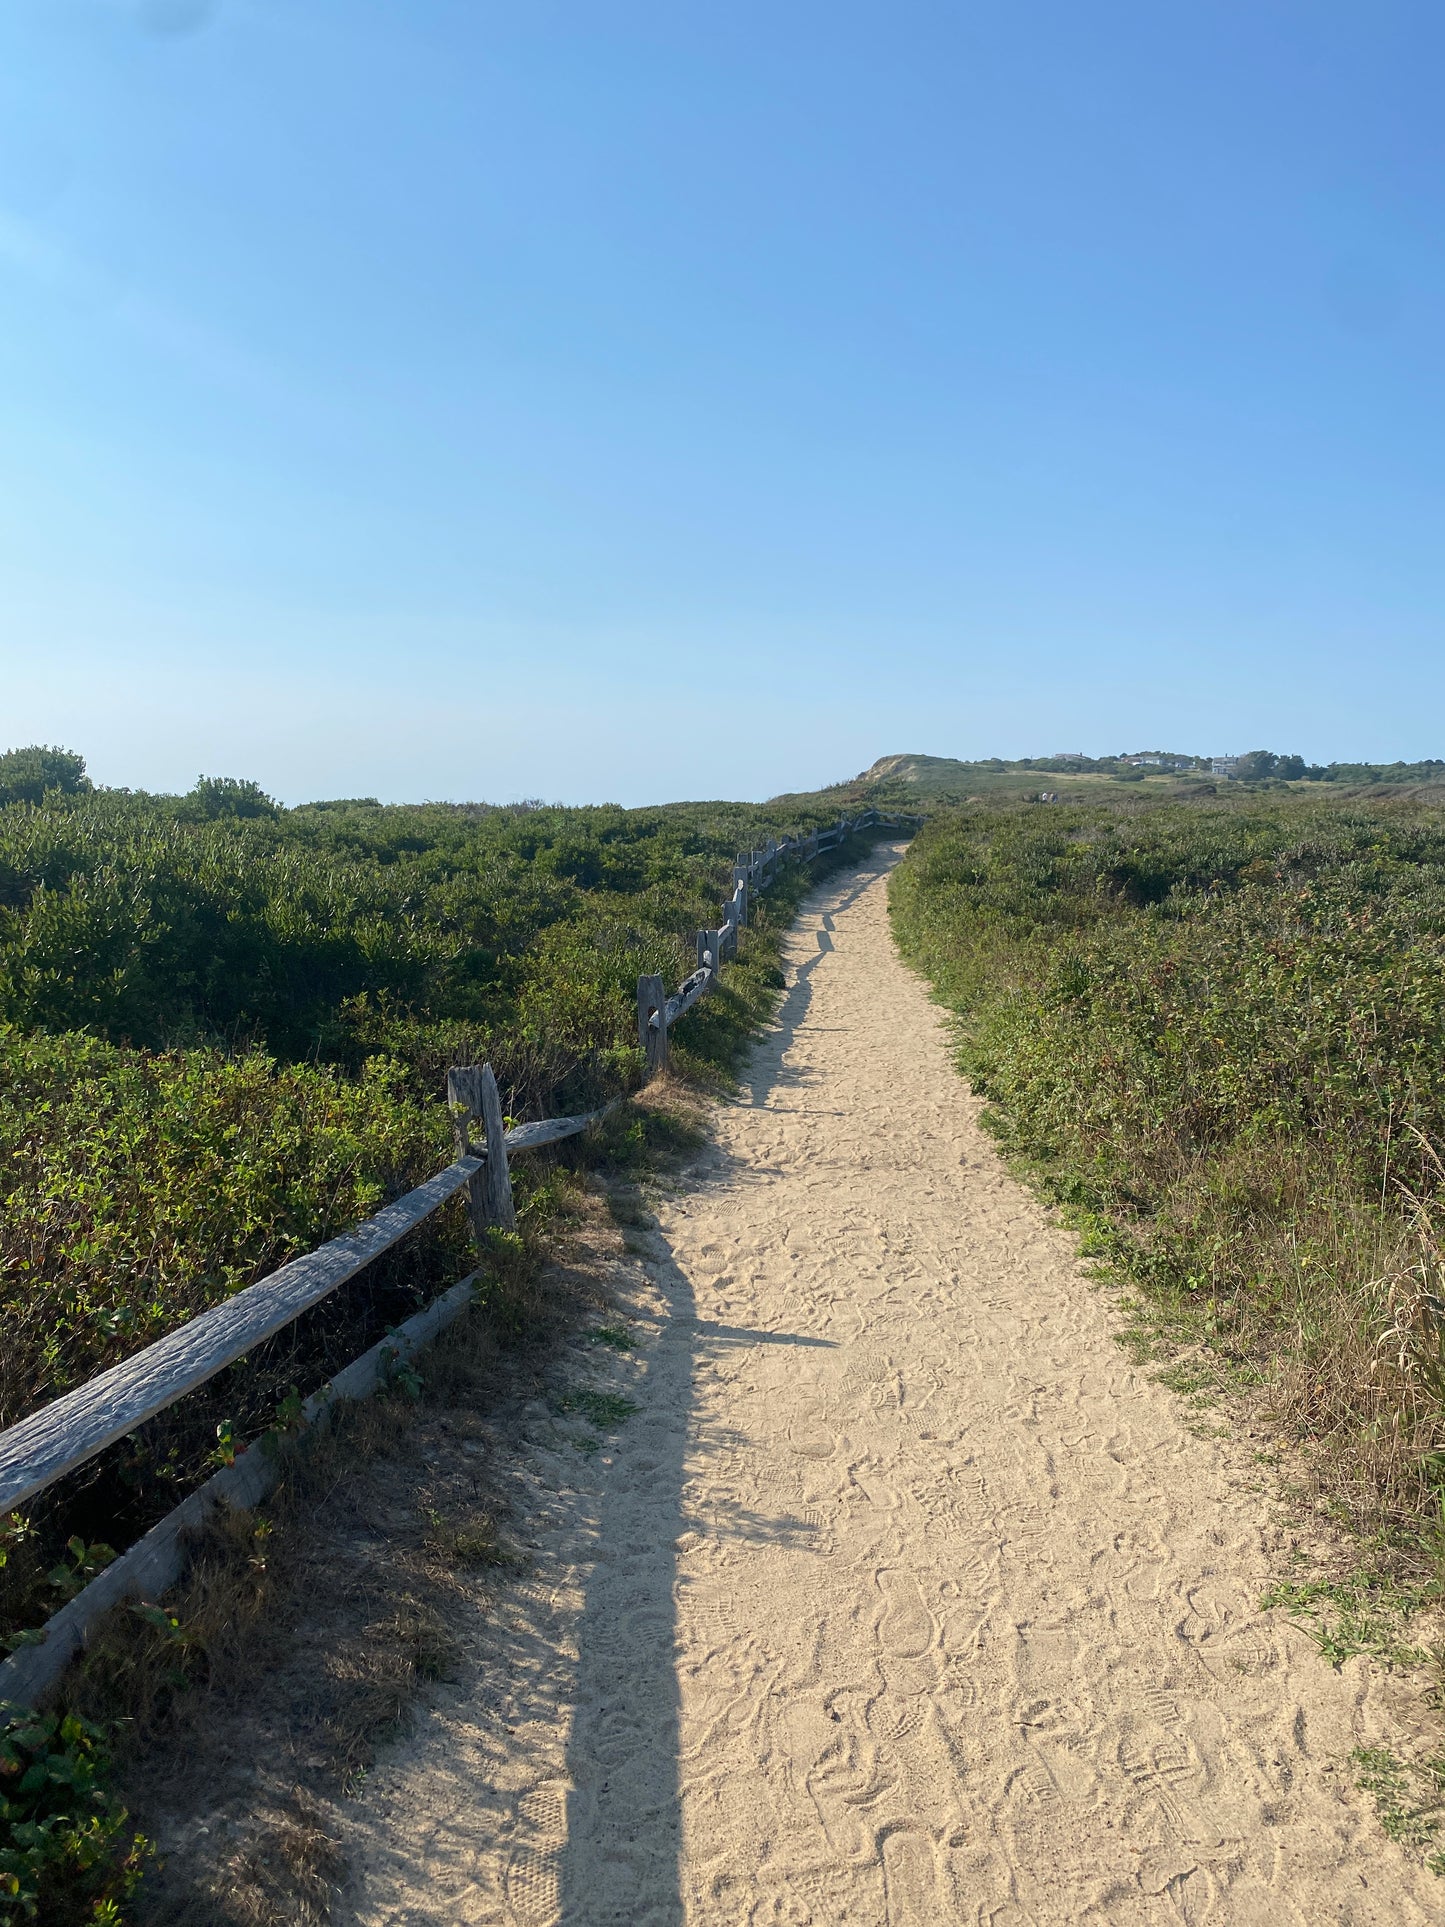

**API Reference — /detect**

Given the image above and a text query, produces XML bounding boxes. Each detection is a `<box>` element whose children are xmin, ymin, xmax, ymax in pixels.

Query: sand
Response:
<box><xmin>341</xmin><ymin>845</ymin><xmax>1439</xmax><ymax>1924</ymax></box>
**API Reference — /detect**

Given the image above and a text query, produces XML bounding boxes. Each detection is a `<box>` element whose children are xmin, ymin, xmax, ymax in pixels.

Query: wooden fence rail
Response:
<box><xmin>0</xmin><ymin>804</ymin><xmax>917</xmax><ymax>1703</ymax></box>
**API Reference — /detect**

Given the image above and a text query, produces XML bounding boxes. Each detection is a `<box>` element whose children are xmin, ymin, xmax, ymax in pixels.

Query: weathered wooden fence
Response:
<box><xmin>0</xmin><ymin>806</ymin><xmax>916</xmax><ymax>1705</ymax></box>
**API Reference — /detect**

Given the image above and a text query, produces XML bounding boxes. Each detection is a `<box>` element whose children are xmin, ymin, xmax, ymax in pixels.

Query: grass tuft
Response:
<box><xmin>556</xmin><ymin>1389</ymin><xmax>641</xmax><ymax>1429</ymax></box>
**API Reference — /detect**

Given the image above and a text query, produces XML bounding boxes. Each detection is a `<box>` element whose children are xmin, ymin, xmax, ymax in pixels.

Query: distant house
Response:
<box><xmin>1211</xmin><ymin>757</ymin><xmax>1240</xmax><ymax>777</ymax></box>
<box><xmin>1121</xmin><ymin>755</ymin><xmax>1165</xmax><ymax>769</ymax></box>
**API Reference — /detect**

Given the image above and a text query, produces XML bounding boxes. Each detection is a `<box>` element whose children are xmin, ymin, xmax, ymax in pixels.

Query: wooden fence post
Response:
<box><xmin>477</xmin><ymin>1063</ymin><xmax>516</xmax><ymax>1232</ymax></box>
<box><xmin>447</xmin><ymin>1064</ymin><xmax>516</xmax><ymax>1234</ymax></box>
<box><xmin>638</xmin><ymin>973</ymin><xmax>668</xmax><ymax>1076</ymax></box>
<box><xmin>446</xmin><ymin>1065</ymin><xmax>488</xmax><ymax>1245</ymax></box>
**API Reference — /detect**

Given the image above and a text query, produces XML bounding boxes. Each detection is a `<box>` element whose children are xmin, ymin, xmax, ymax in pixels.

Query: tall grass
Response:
<box><xmin>890</xmin><ymin>793</ymin><xmax>1445</xmax><ymax>1563</ymax></box>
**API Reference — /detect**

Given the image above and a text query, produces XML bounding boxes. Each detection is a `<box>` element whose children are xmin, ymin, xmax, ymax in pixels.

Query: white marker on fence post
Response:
<box><xmin>478</xmin><ymin>1064</ymin><xmax>517</xmax><ymax>1231</ymax></box>
<box><xmin>638</xmin><ymin>973</ymin><xmax>668</xmax><ymax>1076</ymax></box>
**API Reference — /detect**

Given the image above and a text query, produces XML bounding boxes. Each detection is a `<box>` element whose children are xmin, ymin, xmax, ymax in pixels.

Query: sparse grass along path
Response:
<box><xmin>337</xmin><ymin>848</ymin><xmax>1438</xmax><ymax>1924</ymax></box>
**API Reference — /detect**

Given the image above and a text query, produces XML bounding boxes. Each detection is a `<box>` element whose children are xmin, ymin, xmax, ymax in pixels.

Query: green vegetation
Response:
<box><xmin>889</xmin><ymin>790</ymin><xmax>1445</xmax><ymax>1567</ymax></box>
<box><xmin>0</xmin><ymin>1702</ymin><xmax>147</xmax><ymax>1923</ymax></box>
<box><xmin>1259</xmin><ymin>1569</ymin><xmax>1433</xmax><ymax>1670</ymax></box>
<box><xmin>586</xmin><ymin>1323</ymin><xmax>637</xmax><ymax>1351</ymax></box>
<box><xmin>0</xmin><ymin>749</ymin><xmax>871</xmax><ymax>1635</ymax></box>
<box><xmin>0</xmin><ymin>1036</ymin><xmax>453</xmax><ymax>1432</ymax></box>
<box><xmin>0</xmin><ymin>748</ymin><xmax>91</xmax><ymax>811</ymax></box>
<box><xmin>0</xmin><ymin>758</ymin><xmax>855</xmax><ymax>1422</ymax></box>
<box><xmin>557</xmin><ymin>1388</ymin><xmax>641</xmax><ymax>1429</ymax></box>
<box><xmin>1352</xmin><ymin>1746</ymin><xmax>1445</xmax><ymax>1871</ymax></box>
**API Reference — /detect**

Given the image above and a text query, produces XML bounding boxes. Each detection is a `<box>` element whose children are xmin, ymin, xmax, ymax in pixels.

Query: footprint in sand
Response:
<box><xmin>503</xmin><ymin>1781</ymin><xmax>567</xmax><ymax>1926</ymax></box>
<box><xmin>787</xmin><ymin>1397</ymin><xmax>837</xmax><ymax>1460</ymax></box>
<box><xmin>875</xmin><ymin>1568</ymin><xmax>943</xmax><ymax>1697</ymax></box>
<box><xmin>876</xmin><ymin>1569</ymin><xmax>935</xmax><ymax>1657</ymax></box>
<box><xmin>1177</xmin><ymin>1580</ymin><xmax>1280</xmax><ymax>1684</ymax></box>
<box><xmin>880</xmin><ymin>1827</ymin><xmax>940</xmax><ymax>1924</ymax></box>
<box><xmin>780</xmin><ymin>1694</ymin><xmax>890</xmax><ymax>1862</ymax></box>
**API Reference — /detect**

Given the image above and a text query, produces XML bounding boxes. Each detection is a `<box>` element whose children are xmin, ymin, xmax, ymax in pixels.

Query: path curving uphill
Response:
<box><xmin>345</xmin><ymin>846</ymin><xmax>1436</xmax><ymax>1925</ymax></box>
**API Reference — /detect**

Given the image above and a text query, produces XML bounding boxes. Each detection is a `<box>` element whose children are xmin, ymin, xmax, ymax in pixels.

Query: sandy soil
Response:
<box><xmin>340</xmin><ymin>845</ymin><xmax>1439</xmax><ymax>1924</ymax></box>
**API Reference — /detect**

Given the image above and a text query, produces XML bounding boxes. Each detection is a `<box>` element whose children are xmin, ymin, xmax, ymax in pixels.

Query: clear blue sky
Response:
<box><xmin>2</xmin><ymin>2</ymin><xmax>1442</xmax><ymax>804</ymax></box>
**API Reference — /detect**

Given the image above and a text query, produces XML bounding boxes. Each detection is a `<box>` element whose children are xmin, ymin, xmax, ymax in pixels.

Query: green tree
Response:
<box><xmin>183</xmin><ymin>775</ymin><xmax>280</xmax><ymax>820</ymax></box>
<box><xmin>1234</xmin><ymin>749</ymin><xmax>1279</xmax><ymax>782</ymax></box>
<box><xmin>0</xmin><ymin>746</ymin><xmax>91</xmax><ymax>807</ymax></box>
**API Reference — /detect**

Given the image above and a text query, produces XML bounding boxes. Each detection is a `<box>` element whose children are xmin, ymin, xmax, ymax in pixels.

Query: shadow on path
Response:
<box><xmin>553</xmin><ymin>846</ymin><xmax>898</xmax><ymax>1923</ymax></box>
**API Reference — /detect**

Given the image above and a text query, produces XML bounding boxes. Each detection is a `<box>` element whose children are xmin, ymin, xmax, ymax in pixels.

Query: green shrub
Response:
<box><xmin>0</xmin><ymin>1703</ymin><xmax>146</xmax><ymax>1923</ymax></box>
<box><xmin>0</xmin><ymin>749</ymin><xmax>90</xmax><ymax>811</ymax></box>
<box><xmin>0</xmin><ymin>1029</ymin><xmax>458</xmax><ymax>1428</ymax></box>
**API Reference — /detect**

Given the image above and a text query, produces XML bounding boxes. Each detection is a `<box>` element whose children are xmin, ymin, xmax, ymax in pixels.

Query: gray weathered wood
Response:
<box><xmin>0</xmin><ymin>1155</ymin><xmax>485</xmax><ymax>1517</ymax></box>
<box><xmin>478</xmin><ymin>1063</ymin><xmax>516</xmax><ymax>1232</ymax></box>
<box><xmin>637</xmin><ymin>972</ymin><xmax>668</xmax><ymax>1076</ymax></box>
<box><xmin>505</xmin><ymin>1111</ymin><xmax>597</xmax><ymax>1151</ymax></box>
<box><xmin>665</xmin><ymin>968</ymin><xmax>710</xmax><ymax>1026</ymax></box>
<box><xmin>697</xmin><ymin>928</ymin><xmax>724</xmax><ymax>972</ymax></box>
<box><xmin>447</xmin><ymin>1065</ymin><xmax>490</xmax><ymax>1242</ymax></box>
<box><xmin>0</xmin><ymin>1269</ymin><xmax>482</xmax><ymax>1709</ymax></box>
<box><xmin>446</xmin><ymin>1066</ymin><xmax>480</xmax><ymax>1151</ymax></box>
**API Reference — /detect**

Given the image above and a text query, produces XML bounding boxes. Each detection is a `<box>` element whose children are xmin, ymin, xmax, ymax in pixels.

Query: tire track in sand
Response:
<box><xmin>341</xmin><ymin>845</ymin><xmax>1438</xmax><ymax>1925</ymax></box>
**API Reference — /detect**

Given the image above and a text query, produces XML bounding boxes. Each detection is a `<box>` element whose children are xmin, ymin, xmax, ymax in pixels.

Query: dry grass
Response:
<box><xmin>1094</xmin><ymin>1130</ymin><xmax>1445</xmax><ymax>1599</ymax></box>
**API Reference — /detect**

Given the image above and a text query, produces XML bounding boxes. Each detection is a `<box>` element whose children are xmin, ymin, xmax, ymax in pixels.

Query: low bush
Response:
<box><xmin>890</xmin><ymin>791</ymin><xmax>1445</xmax><ymax>1562</ymax></box>
<box><xmin>0</xmin><ymin>1701</ymin><xmax>146</xmax><ymax>1923</ymax></box>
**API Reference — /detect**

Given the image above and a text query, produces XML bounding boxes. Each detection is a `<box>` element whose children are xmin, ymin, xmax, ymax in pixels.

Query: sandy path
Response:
<box><xmin>343</xmin><ymin>847</ymin><xmax>1437</xmax><ymax>1925</ymax></box>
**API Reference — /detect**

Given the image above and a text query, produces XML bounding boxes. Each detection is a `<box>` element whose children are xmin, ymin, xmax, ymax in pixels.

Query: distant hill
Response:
<box><xmin>852</xmin><ymin>752</ymin><xmax>1213</xmax><ymax>804</ymax></box>
<box><xmin>852</xmin><ymin>751</ymin><xmax>1445</xmax><ymax>807</ymax></box>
